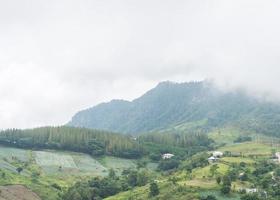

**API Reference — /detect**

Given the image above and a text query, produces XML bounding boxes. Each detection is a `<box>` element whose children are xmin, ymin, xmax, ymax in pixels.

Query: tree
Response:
<box><xmin>127</xmin><ymin>171</ymin><xmax>138</xmax><ymax>187</ymax></box>
<box><xmin>222</xmin><ymin>175</ymin><xmax>231</xmax><ymax>186</ymax></box>
<box><xmin>216</xmin><ymin>176</ymin><xmax>221</xmax><ymax>184</ymax></box>
<box><xmin>158</xmin><ymin>159</ymin><xmax>179</xmax><ymax>171</ymax></box>
<box><xmin>274</xmin><ymin>167</ymin><xmax>280</xmax><ymax>177</ymax></box>
<box><xmin>239</xmin><ymin>173</ymin><xmax>248</xmax><ymax>181</ymax></box>
<box><xmin>210</xmin><ymin>164</ymin><xmax>219</xmax><ymax>177</ymax></box>
<box><xmin>221</xmin><ymin>175</ymin><xmax>231</xmax><ymax>194</ymax></box>
<box><xmin>16</xmin><ymin>167</ymin><xmax>23</xmax><ymax>174</ymax></box>
<box><xmin>260</xmin><ymin>175</ymin><xmax>272</xmax><ymax>189</ymax></box>
<box><xmin>149</xmin><ymin>182</ymin><xmax>159</xmax><ymax>197</ymax></box>
<box><xmin>241</xmin><ymin>194</ymin><xmax>260</xmax><ymax>200</ymax></box>
<box><xmin>109</xmin><ymin>169</ymin><xmax>116</xmax><ymax>179</ymax></box>
<box><xmin>221</xmin><ymin>185</ymin><xmax>231</xmax><ymax>194</ymax></box>
<box><xmin>200</xmin><ymin>195</ymin><xmax>217</xmax><ymax>200</ymax></box>
<box><xmin>137</xmin><ymin>171</ymin><xmax>149</xmax><ymax>186</ymax></box>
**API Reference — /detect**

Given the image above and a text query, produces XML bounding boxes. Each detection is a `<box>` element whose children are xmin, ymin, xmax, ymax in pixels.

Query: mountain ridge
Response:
<box><xmin>67</xmin><ymin>81</ymin><xmax>280</xmax><ymax>136</ymax></box>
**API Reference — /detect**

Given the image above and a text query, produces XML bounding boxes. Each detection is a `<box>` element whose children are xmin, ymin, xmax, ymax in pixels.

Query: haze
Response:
<box><xmin>0</xmin><ymin>0</ymin><xmax>280</xmax><ymax>129</ymax></box>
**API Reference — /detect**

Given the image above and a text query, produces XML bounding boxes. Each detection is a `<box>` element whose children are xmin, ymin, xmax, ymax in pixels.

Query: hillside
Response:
<box><xmin>68</xmin><ymin>81</ymin><xmax>280</xmax><ymax>136</ymax></box>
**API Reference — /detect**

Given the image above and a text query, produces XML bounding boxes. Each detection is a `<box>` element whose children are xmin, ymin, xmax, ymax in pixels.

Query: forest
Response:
<box><xmin>0</xmin><ymin>126</ymin><xmax>142</xmax><ymax>158</ymax></box>
<box><xmin>0</xmin><ymin>126</ymin><xmax>213</xmax><ymax>160</ymax></box>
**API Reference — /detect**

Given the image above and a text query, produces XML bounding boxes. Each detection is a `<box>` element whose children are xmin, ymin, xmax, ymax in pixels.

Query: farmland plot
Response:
<box><xmin>35</xmin><ymin>151</ymin><xmax>77</xmax><ymax>168</ymax></box>
<box><xmin>0</xmin><ymin>146</ymin><xmax>137</xmax><ymax>176</ymax></box>
<box><xmin>35</xmin><ymin>151</ymin><xmax>108</xmax><ymax>175</ymax></box>
<box><xmin>100</xmin><ymin>156</ymin><xmax>137</xmax><ymax>174</ymax></box>
<box><xmin>0</xmin><ymin>146</ymin><xmax>28</xmax><ymax>162</ymax></box>
<box><xmin>72</xmin><ymin>154</ymin><xmax>107</xmax><ymax>175</ymax></box>
<box><xmin>0</xmin><ymin>160</ymin><xmax>30</xmax><ymax>176</ymax></box>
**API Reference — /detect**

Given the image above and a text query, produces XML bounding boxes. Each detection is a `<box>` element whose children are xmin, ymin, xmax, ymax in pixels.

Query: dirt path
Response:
<box><xmin>0</xmin><ymin>185</ymin><xmax>41</xmax><ymax>200</ymax></box>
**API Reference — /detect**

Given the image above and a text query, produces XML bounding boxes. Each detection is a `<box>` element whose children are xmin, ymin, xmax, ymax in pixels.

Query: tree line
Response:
<box><xmin>0</xmin><ymin>126</ymin><xmax>142</xmax><ymax>158</ymax></box>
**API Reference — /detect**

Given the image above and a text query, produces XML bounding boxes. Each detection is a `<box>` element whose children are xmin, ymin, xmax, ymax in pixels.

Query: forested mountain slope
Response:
<box><xmin>68</xmin><ymin>81</ymin><xmax>280</xmax><ymax>136</ymax></box>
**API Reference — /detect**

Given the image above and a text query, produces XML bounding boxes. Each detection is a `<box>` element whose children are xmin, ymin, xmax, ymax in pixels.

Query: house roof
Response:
<box><xmin>208</xmin><ymin>156</ymin><xmax>217</xmax><ymax>160</ymax></box>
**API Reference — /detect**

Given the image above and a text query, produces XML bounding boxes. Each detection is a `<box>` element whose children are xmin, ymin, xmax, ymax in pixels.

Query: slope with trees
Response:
<box><xmin>68</xmin><ymin>81</ymin><xmax>280</xmax><ymax>137</ymax></box>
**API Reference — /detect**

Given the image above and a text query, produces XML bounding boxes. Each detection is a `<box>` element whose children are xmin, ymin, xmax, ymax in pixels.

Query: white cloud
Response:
<box><xmin>0</xmin><ymin>0</ymin><xmax>280</xmax><ymax>128</ymax></box>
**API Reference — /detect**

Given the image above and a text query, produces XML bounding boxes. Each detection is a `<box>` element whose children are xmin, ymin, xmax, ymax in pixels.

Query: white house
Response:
<box><xmin>162</xmin><ymin>153</ymin><xmax>174</xmax><ymax>159</ymax></box>
<box><xmin>246</xmin><ymin>188</ymin><xmax>258</xmax><ymax>194</ymax></box>
<box><xmin>275</xmin><ymin>152</ymin><xmax>280</xmax><ymax>163</ymax></box>
<box><xmin>213</xmin><ymin>151</ymin><xmax>223</xmax><ymax>158</ymax></box>
<box><xmin>208</xmin><ymin>156</ymin><xmax>219</xmax><ymax>163</ymax></box>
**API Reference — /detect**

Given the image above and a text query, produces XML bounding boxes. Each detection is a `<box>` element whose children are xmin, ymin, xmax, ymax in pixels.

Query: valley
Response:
<box><xmin>0</xmin><ymin>82</ymin><xmax>280</xmax><ymax>200</ymax></box>
<box><xmin>0</xmin><ymin>129</ymin><xmax>279</xmax><ymax>199</ymax></box>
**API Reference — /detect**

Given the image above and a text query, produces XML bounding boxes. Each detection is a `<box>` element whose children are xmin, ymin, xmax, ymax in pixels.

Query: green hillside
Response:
<box><xmin>68</xmin><ymin>81</ymin><xmax>280</xmax><ymax>137</ymax></box>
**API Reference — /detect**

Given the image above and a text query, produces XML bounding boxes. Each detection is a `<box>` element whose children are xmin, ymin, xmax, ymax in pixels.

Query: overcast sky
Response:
<box><xmin>0</xmin><ymin>0</ymin><xmax>280</xmax><ymax>129</ymax></box>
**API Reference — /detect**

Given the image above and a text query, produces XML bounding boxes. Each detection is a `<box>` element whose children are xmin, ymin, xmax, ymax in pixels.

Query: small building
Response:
<box><xmin>239</xmin><ymin>172</ymin><xmax>245</xmax><ymax>177</ymax></box>
<box><xmin>208</xmin><ymin>156</ymin><xmax>219</xmax><ymax>163</ymax></box>
<box><xmin>275</xmin><ymin>152</ymin><xmax>280</xmax><ymax>163</ymax></box>
<box><xmin>162</xmin><ymin>153</ymin><xmax>174</xmax><ymax>159</ymax></box>
<box><xmin>213</xmin><ymin>151</ymin><xmax>223</xmax><ymax>158</ymax></box>
<box><xmin>246</xmin><ymin>188</ymin><xmax>258</xmax><ymax>194</ymax></box>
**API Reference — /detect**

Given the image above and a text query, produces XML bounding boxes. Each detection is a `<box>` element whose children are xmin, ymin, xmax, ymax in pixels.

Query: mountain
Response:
<box><xmin>67</xmin><ymin>81</ymin><xmax>280</xmax><ymax>136</ymax></box>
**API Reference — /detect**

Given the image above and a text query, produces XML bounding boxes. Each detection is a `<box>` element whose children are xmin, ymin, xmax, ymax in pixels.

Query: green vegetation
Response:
<box><xmin>218</xmin><ymin>142</ymin><xmax>279</xmax><ymax>156</ymax></box>
<box><xmin>68</xmin><ymin>81</ymin><xmax>280</xmax><ymax>138</ymax></box>
<box><xmin>0</xmin><ymin>126</ymin><xmax>142</xmax><ymax>158</ymax></box>
<box><xmin>1</xmin><ymin>80</ymin><xmax>280</xmax><ymax>200</ymax></box>
<box><xmin>221</xmin><ymin>157</ymin><xmax>255</xmax><ymax>164</ymax></box>
<box><xmin>1</xmin><ymin>132</ymin><xmax>280</xmax><ymax>200</ymax></box>
<box><xmin>0</xmin><ymin>145</ymin><xmax>154</xmax><ymax>199</ymax></box>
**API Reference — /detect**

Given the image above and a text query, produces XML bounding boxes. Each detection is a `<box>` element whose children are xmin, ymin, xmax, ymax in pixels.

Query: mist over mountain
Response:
<box><xmin>68</xmin><ymin>81</ymin><xmax>280</xmax><ymax>136</ymax></box>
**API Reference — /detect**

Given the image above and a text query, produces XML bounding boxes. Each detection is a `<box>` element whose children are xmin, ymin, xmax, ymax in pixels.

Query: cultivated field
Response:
<box><xmin>0</xmin><ymin>185</ymin><xmax>41</xmax><ymax>200</ymax></box>
<box><xmin>35</xmin><ymin>151</ymin><xmax>77</xmax><ymax>168</ymax></box>
<box><xmin>0</xmin><ymin>146</ymin><xmax>28</xmax><ymax>162</ymax></box>
<box><xmin>192</xmin><ymin>163</ymin><xmax>229</xmax><ymax>179</ymax></box>
<box><xmin>0</xmin><ymin>146</ymin><xmax>137</xmax><ymax>176</ymax></box>
<box><xmin>99</xmin><ymin>156</ymin><xmax>137</xmax><ymax>174</ymax></box>
<box><xmin>218</xmin><ymin>142</ymin><xmax>277</xmax><ymax>156</ymax></box>
<box><xmin>221</xmin><ymin>157</ymin><xmax>255</xmax><ymax>164</ymax></box>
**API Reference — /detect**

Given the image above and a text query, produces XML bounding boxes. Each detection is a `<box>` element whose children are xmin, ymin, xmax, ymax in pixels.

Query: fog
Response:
<box><xmin>0</xmin><ymin>0</ymin><xmax>280</xmax><ymax>128</ymax></box>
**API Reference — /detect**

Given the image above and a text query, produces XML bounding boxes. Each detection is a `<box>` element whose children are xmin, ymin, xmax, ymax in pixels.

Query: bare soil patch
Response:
<box><xmin>0</xmin><ymin>185</ymin><xmax>41</xmax><ymax>200</ymax></box>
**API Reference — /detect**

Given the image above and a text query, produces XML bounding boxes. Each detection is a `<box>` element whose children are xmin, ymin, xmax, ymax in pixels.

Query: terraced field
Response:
<box><xmin>218</xmin><ymin>142</ymin><xmax>277</xmax><ymax>156</ymax></box>
<box><xmin>0</xmin><ymin>146</ymin><xmax>28</xmax><ymax>162</ymax></box>
<box><xmin>221</xmin><ymin>157</ymin><xmax>255</xmax><ymax>164</ymax></box>
<box><xmin>99</xmin><ymin>156</ymin><xmax>137</xmax><ymax>174</ymax></box>
<box><xmin>0</xmin><ymin>146</ymin><xmax>137</xmax><ymax>176</ymax></box>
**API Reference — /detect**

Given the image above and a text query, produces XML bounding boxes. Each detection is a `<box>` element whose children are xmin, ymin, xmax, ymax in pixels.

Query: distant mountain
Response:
<box><xmin>67</xmin><ymin>81</ymin><xmax>280</xmax><ymax>136</ymax></box>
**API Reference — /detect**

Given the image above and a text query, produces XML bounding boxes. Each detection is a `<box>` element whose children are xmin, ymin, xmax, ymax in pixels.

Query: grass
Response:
<box><xmin>105</xmin><ymin>184</ymin><xmax>150</xmax><ymax>200</ymax></box>
<box><xmin>0</xmin><ymin>168</ymin><xmax>64</xmax><ymax>200</ymax></box>
<box><xmin>105</xmin><ymin>181</ymin><xmax>200</xmax><ymax>200</ymax></box>
<box><xmin>221</xmin><ymin>157</ymin><xmax>255</xmax><ymax>164</ymax></box>
<box><xmin>199</xmin><ymin>190</ymin><xmax>241</xmax><ymax>200</ymax></box>
<box><xmin>232</xmin><ymin>180</ymin><xmax>253</xmax><ymax>191</ymax></box>
<box><xmin>99</xmin><ymin>156</ymin><xmax>137</xmax><ymax>174</ymax></box>
<box><xmin>192</xmin><ymin>163</ymin><xmax>229</xmax><ymax>179</ymax></box>
<box><xmin>208</xmin><ymin>127</ymin><xmax>244</xmax><ymax>144</ymax></box>
<box><xmin>218</xmin><ymin>142</ymin><xmax>277</xmax><ymax>156</ymax></box>
<box><xmin>72</xmin><ymin>154</ymin><xmax>107</xmax><ymax>175</ymax></box>
<box><xmin>172</xmin><ymin>119</ymin><xmax>208</xmax><ymax>131</ymax></box>
<box><xmin>182</xmin><ymin>179</ymin><xmax>217</xmax><ymax>189</ymax></box>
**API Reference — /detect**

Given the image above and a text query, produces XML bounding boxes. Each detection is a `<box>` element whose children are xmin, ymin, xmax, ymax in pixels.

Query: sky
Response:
<box><xmin>0</xmin><ymin>0</ymin><xmax>280</xmax><ymax>129</ymax></box>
